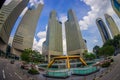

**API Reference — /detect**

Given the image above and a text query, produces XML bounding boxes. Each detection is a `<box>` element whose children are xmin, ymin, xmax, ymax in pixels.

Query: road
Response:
<box><xmin>100</xmin><ymin>54</ymin><xmax>120</xmax><ymax>80</ymax></box>
<box><xmin>0</xmin><ymin>54</ymin><xmax>120</xmax><ymax>80</ymax></box>
<box><xmin>0</xmin><ymin>58</ymin><xmax>27</xmax><ymax>80</ymax></box>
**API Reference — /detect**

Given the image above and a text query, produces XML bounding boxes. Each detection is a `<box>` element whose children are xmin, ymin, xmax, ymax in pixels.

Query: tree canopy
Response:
<box><xmin>83</xmin><ymin>52</ymin><xmax>96</xmax><ymax>60</ymax></box>
<box><xmin>93</xmin><ymin>34</ymin><xmax>120</xmax><ymax>57</ymax></box>
<box><xmin>97</xmin><ymin>45</ymin><xmax>115</xmax><ymax>57</ymax></box>
<box><xmin>93</xmin><ymin>45</ymin><xmax>100</xmax><ymax>54</ymax></box>
<box><xmin>21</xmin><ymin>48</ymin><xmax>44</xmax><ymax>63</ymax></box>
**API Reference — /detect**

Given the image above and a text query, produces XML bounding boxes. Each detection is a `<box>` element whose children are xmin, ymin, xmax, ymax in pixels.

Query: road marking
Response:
<box><xmin>15</xmin><ymin>72</ymin><xmax>22</xmax><ymax>80</ymax></box>
<box><xmin>2</xmin><ymin>70</ymin><xmax>5</xmax><ymax>79</ymax></box>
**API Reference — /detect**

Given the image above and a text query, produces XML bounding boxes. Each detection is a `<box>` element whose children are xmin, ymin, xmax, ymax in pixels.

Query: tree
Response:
<box><xmin>104</xmin><ymin>34</ymin><xmax>120</xmax><ymax>49</ymax></box>
<box><xmin>84</xmin><ymin>53</ymin><xmax>96</xmax><ymax>60</ymax></box>
<box><xmin>93</xmin><ymin>45</ymin><xmax>100</xmax><ymax>54</ymax></box>
<box><xmin>31</xmin><ymin>50</ymin><xmax>44</xmax><ymax>63</ymax></box>
<box><xmin>98</xmin><ymin>45</ymin><xmax>115</xmax><ymax>57</ymax></box>
<box><xmin>21</xmin><ymin>48</ymin><xmax>44</xmax><ymax>63</ymax></box>
<box><xmin>103</xmin><ymin>39</ymin><xmax>113</xmax><ymax>47</ymax></box>
<box><xmin>97</xmin><ymin>34</ymin><xmax>120</xmax><ymax>56</ymax></box>
<box><xmin>83</xmin><ymin>50</ymin><xmax>88</xmax><ymax>57</ymax></box>
<box><xmin>113</xmin><ymin>34</ymin><xmax>120</xmax><ymax>49</ymax></box>
<box><xmin>21</xmin><ymin>48</ymin><xmax>32</xmax><ymax>62</ymax></box>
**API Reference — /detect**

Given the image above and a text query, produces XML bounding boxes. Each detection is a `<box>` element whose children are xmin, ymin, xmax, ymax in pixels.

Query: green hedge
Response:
<box><xmin>110</xmin><ymin>58</ymin><xmax>114</xmax><ymax>62</ymax></box>
<box><xmin>28</xmin><ymin>68</ymin><xmax>39</xmax><ymax>75</ymax></box>
<box><xmin>101</xmin><ymin>62</ymin><xmax>111</xmax><ymax>68</ymax></box>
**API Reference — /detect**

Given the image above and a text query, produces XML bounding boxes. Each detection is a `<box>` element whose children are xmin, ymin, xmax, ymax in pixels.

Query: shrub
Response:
<box><xmin>21</xmin><ymin>65</ymin><xmax>24</xmax><ymax>69</ymax></box>
<box><xmin>110</xmin><ymin>58</ymin><xmax>114</xmax><ymax>62</ymax></box>
<box><xmin>101</xmin><ymin>62</ymin><xmax>111</xmax><ymax>68</ymax></box>
<box><xmin>28</xmin><ymin>68</ymin><xmax>39</xmax><ymax>75</ymax></box>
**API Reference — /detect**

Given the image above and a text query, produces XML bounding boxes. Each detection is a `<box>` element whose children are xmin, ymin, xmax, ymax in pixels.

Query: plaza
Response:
<box><xmin>0</xmin><ymin>54</ymin><xmax>120</xmax><ymax>80</ymax></box>
<box><xmin>0</xmin><ymin>0</ymin><xmax>120</xmax><ymax>80</ymax></box>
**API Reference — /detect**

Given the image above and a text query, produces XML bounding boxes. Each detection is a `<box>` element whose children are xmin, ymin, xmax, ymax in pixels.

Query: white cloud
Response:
<box><xmin>79</xmin><ymin>0</ymin><xmax>120</xmax><ymax>52</ymax></box>
<box><xmin>37</xmin><ymin>31</ymin><xmax>46</xmax><ymax>39</ymax></box>
<box><xmin>79</xmin><ymin>0</ymin><xmax>119</xmax><ymax>31</ymax></box>
<box><xmin>93</xmin><ymin>39</ymin><xmax>98</xmax><ymax>43</ymax></box>
<box><xmin>32</xmin><ymin>30</ymin><xmax>46</xmax><ymax>53</ymax></box>
<box><xmin>59</xmin><ymin>14</ymin><xmax>67</xmax><ymax>23</ymax></box>
<box><xmin>32</xmin><ymin>37</ymin><xmax>46</xmax><ymax>53</ymax></box>
<box><xmin>32</xmin><ymin>25</ymin><xmax>47</xmax><ymax>53</ymax></box>
<box><xmin>39</xmin><ymin>0</ymin><xmax>44</xmax><ymax>4</ymax></box>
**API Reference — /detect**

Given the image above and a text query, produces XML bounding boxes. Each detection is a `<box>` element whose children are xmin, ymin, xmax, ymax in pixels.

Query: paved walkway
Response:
<box><xmin>1</xmin><ymin>54</ymin><xmax>119</xmax><ymax>80</ymax></box>
<box><xmin>100</xmin><ymin>54</ymin><xmax>120</xmax><ymax>80</ymax></box>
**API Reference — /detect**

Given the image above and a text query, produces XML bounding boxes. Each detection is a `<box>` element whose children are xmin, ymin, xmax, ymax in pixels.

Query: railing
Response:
<box><xmin>72</xmin><ymin>66</ymin><xmax>99</xmax><ymax>75</ymax></box>
<box><xmin>46</xmin><ymin>69</ymin><xmax>70</xmax><ymax>77</ymax></box>
<box><xmin>46</xmin><ymin>66</ymin><xmax>100</xmax><ymax>77</ymax></box>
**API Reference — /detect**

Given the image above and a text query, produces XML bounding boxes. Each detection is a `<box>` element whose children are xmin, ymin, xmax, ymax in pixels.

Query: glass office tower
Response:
<box><xmin>96</xmin><ymin>18</ymin><xmax>111</xmax><ymax>43</ymax></box>
<box><xmin>111</xmin><ymin>0</ymin><xmax>120</xmax><ymax>18</ymax></box>
<box><xmin>105</xmin><ymin>14</ymin><xmax>120</xmax><ymax>37</ymax></box>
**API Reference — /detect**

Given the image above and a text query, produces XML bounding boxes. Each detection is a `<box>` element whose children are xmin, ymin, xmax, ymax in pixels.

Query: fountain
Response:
<box><xmin>43</xmin><ymin>55</ymin><xmax>100</xmax><ymax>78</ymax></box>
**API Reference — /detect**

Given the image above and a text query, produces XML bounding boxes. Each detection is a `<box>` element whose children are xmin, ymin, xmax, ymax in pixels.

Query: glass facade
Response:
<box><xmin>113</xmin><ymin>0</ymin><xmax>120</xmax><ymax>11</ymax></box>
<box><xmin>98</xmin><ymin>20</ymin><xmax>110</xmax><ymax>41</ymax></box>
<box><xmin>105</xmin><ymin>14</ymin><xmax>120</xmax><ymax>37</ymax></box>
<box><xmin>111</xmin><ymin>0</ymin><xmax>120</xmax><ymax>18</ymax></box>
<box><xmin>96</xmin><ymin>18</ymin><xmax>111</xmax><ymax>43</ymax></box>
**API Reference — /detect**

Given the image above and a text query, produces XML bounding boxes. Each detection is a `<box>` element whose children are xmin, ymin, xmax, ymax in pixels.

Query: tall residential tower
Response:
<box><xmin>42</xmin><ymin>10</ymin><xmax>63</xmax><ymax>62</ymax></box>
<box><xmin>105</xmin><ymin>14</ymin><xmax>120</xmax><ymax>37</ymax></box>
<box><xmin>0</xmin><ymin>0</ymin><xmax>29</xmax><ymax>52</ymax></box>
<box><xmin>65</xmin><ymin>9</ymin><xmax>87</xmax><ymax>56</ymax></box>
<box><xmin>12</xmin><ymin>3</ymin><xmax>43</xmax><ymax>56</ymax></box>
<box><xmin>96</xmin><ymin>18</ymin><xmax>111</xmax><ymax>43</ymax></box>
<box><xmin>111</xmin><ymin>0</ymin><xmax>120</xmax><ymax>18</ymax></box>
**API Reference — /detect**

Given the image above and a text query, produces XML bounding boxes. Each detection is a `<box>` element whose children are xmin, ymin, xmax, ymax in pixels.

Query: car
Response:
<box><xmin>10</xmin><ymin>60</ymin><xmax>15</xmax><ymax>64</ymax></box>
<box><xmin>21</xmin><ymin>64</ymin><xmax>31</xmax><ymax>70</ymax></box>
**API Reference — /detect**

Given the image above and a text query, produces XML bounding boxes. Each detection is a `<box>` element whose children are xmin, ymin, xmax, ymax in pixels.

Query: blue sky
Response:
<box><xmin>35</xmin><ymin>0</ymin><xmax>90</xmax><ymax>36</ymax></box>
<box><xmin>6</xmin><ymin>0</ymin><xmax>120</xmax><ymax>53</ymax></box>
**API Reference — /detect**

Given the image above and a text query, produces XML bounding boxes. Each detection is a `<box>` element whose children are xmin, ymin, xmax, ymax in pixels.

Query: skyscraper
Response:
<box><xmin>12</xmin><ymin>3</ymin><xmax>43</xmax><ymax>56</ymax></box>
<box><xmin>96</xmin><ymin>18</ymin><xmax>111</xmax><ymax>43</ymax></box>
<box><xmin>65</xmin><ymin>9</ymin><xmax>87</xmax><ymax>56</ymax></box>
<box><xmin>111</xmin><ymin>0</ymin><xmax>120</xmax><ymax>18</ymax></box>
<box><xmin>105</xmin><ymin>14</ymin><xmax>120</xmax><ymax>37</ymax></box>
<box><xmin>42</xmin><ymin>10</ymin><xmax>63</xmax><ymax>62</ymax></box>
<box><xmin>0</xmin><ymin>0</ymin><xmax>29</xmax><ymax>52</ymax></box>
